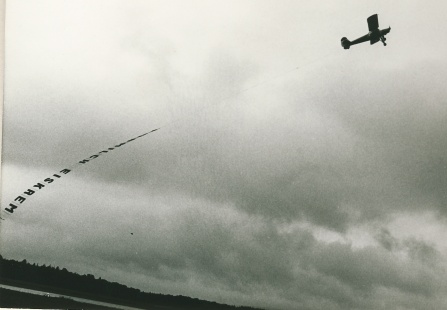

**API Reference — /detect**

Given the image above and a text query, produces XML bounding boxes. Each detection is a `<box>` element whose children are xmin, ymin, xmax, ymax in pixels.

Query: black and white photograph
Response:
<box><xmin>1</xmin><ymin>1</ymin><xmax>447</xmax><ymax>309</ymax></box>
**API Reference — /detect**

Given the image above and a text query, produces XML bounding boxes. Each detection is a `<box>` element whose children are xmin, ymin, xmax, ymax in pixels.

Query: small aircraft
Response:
<box><xmin>341</xmin><ymin>14</ymin><xmax>390</xmax><ymax>49</ymax></box>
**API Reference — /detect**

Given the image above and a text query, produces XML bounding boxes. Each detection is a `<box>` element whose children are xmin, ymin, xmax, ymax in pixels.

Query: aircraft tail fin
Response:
<box><xmin>341</xmin><ymin>37</ymin><xmax>351</xmax><ymax>49</ymax></box>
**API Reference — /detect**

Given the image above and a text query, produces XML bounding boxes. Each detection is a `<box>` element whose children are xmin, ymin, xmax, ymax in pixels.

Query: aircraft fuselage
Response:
<box><xmin>343</xmin><ymin>27</ymin><xmax>390</xmax><ymax>48</ymax></box>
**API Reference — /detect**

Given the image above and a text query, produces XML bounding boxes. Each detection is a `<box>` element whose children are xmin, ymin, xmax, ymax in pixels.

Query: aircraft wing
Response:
<box><xmin>367</xmin><ymin>14</ymin><xmax>379</xmax><ymax>31</ymax></box>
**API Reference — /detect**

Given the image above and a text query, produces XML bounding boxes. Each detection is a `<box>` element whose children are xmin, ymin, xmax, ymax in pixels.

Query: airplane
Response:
<box><xmin>341</xmin><ymin>14</ymin><xmax>390</xmax><ymax>49</ymax></box>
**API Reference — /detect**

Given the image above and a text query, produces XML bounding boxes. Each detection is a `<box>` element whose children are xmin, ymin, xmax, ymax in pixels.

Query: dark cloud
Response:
<box><xmin>376</xmin><ymin>228</ymin><xmax>442</xmax><ymax>266</ymax></box>
<box><xmin>3</xmin><ymin>185</ymin><xmax>447</xmax><ymax>309</ymax></box>
<box><xmin>375</xmin><ymin>228</ymin><xmax>399</xmax><ymax>251</ymax></box>
<box><xmin>4</xmin><ymin>59</ymin><xmax>447</xmax><ymax>240</ymax></box>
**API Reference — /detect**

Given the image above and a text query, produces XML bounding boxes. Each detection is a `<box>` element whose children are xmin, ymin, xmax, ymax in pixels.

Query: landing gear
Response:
<box><xmin>380</xmin><ymin>36</ymin><xmax>387</xmax><ymax>46</ymax></box>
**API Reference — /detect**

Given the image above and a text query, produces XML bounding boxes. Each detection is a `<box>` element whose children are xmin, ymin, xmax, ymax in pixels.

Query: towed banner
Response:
<box><xmin>1</xmin><ymin>128</ymin><xmax>160</xmax><ymax>220</ymax></box>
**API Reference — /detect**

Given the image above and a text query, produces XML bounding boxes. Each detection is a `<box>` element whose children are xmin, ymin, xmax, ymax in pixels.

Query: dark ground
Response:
<box><xmin>0</xmin><ymin>287</ymin><xmax>115</xmax><ymax>309</ymax></box>
<box><xmin>0</xmin><ymin>257</ymin><xmax>262</xmax><ymax>310</ymax></box>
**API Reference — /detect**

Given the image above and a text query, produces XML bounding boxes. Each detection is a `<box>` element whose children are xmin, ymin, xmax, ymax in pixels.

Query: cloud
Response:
<box><xmin>3</xmin><ymin>164</ymin><xmax>447</xmax><ymax>309</ymax></box>
<box><xmin>5</xmin><ymin>1</ymin><xmax>447</xmax><ymax>231</ymax></box>
<box><xmin>375</xmin><ymin>228</ymin><xmax>399</xmax><ymax>251</ymax></box>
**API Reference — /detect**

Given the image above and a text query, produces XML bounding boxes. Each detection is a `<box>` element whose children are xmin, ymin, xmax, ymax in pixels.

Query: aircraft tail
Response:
<box><xmin>341</xmin><ymin>37</ymin><xmax>351</xmax><ymax>49</ymax></box>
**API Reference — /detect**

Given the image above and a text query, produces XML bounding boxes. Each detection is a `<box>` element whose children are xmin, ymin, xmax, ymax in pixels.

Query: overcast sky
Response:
<box><xmin>2</xmin><ymin>1</ymin><xmax>447</xmax><ymax>309</ymax></box>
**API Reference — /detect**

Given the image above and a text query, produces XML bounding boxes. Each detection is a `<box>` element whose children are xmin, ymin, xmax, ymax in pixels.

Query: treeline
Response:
<box><xmin>0</xmin><ymin>255</ymin><xmax>260</xmax><ymax>310</ymax></box>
